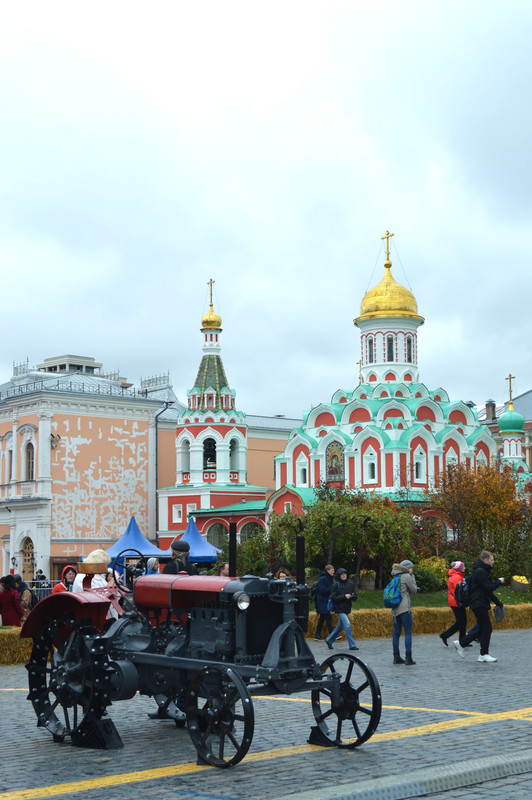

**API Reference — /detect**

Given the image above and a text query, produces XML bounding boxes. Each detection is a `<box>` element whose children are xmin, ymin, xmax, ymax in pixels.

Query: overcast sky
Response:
<box><xmin>1</xmin><ymin>2</ymin><xmax>531</xmax><ymax>418</ymax></box>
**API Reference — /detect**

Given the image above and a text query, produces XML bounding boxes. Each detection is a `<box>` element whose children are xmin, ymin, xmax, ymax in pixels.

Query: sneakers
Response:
<box><xmin>478</xmin><ymin>654</ymin><xmax>497</xmax><ymax>662</ymax></box>
<box><xmin>326</xmin><ymin>639</ymin><xmax>333</xmax><ymax>650</ymax></box>
<box><xmin>349</xmin><ymin>646</ymin><xmax>359</xmax><ymax>651</ymax></box>
<box><xmin>453</xmin><ymin>640</ymin><xmax>464</xmax><ymax>658</ymax></box>
<box><xmin>439</xmin><ymin>633</ymin><xmax>448</xmax><ymax>647</ymax></box>
<box><xmin>313</xmin><ymin>635</ymin><xmax>323</xmax><ymax>641</ymax></box>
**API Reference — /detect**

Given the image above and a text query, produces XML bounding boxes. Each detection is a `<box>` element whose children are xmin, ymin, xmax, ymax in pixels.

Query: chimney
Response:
<box><xmin>485</xmin><ymin>399</ymin><xmax>496</xmax><ymax>421</ymax></box>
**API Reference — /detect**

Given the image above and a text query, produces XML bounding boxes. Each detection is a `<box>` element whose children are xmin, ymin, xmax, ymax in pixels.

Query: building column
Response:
<box><xmin>189</xmin><ymin>442</ymin><xmax>203</xmax><ymax>483</ymax></box>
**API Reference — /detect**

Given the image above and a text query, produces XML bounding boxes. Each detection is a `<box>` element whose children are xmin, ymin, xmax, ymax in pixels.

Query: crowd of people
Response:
<box><xmin>1</xmin><ymin>545</ymin><xmax>507</xmax><ymax>666</ymax></box>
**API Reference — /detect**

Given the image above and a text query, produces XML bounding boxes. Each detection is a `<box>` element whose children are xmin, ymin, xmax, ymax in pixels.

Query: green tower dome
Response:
<box><xmin>498</xmin><ymin>403</ymin><xmax>525</xmax><ymax>433</ymax></box>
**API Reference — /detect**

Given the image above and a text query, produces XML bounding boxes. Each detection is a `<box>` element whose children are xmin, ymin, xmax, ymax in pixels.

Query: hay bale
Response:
<box><xmin>0</xmin><ymin>627</ymin><xmax>32</xmax><ymax>665</ymax></box>
<box><xmin>307</xmin><ymin>603</ymin><xmax>532</xmax><ymax>640</ymax></box>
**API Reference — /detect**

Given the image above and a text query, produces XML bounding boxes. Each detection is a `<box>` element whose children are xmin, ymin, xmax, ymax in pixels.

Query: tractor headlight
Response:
<box><xmin>234</xmin><ymin>591</ymin><xmax>251</xmax><ymax>611</ymax></box>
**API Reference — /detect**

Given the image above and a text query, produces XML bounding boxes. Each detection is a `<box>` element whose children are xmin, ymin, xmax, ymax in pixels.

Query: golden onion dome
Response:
<box><xmin>355</xmin><ymin>259</ymin><xmax>424</xmax><ymax>324</ymax></box>
<box><xmin>201</xmin><ymin>302</ymin><xmax>222</xmax><ymax>330</ymax></box>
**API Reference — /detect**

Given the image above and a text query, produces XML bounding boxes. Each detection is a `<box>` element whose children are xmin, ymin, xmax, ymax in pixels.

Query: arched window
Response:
<box><xmin>387</xmin><ymin>335</ymin><xmax>394</xmax><ymax>362</ymax></box>
<box><xmin>179</xmin><ymin>440</ymin><xmax>190</xmax><ymax>472</ymax></box>
<box><xmin>239</xmin><ymin>521</ymin><xmax>262</xmax><ymax>544</ymax></box>
<box><xmin>7</xmin><ymin>449</ymin><xmax>13</xmax><ymax>481</ymax></box>
<box><xmin>203</xmin><ymin>438</ymin><xmax>217</xmax><ymax>470</ymax></box>
<box><xmin>25</xmin><ymin>443</ymin><xmax>34</xmax><ymax>481</ymax></box>
<box><xmin>368</xmin><ymin>337</ymin><xmax>374</xmax><ymax>363</ymax></box>
<box><xmin>406</xmin><ymin>336</ymin><xmax>412</xmax><ymax>363</ymax></box>
<box><xmin>206</xmin><ymin>523</ymin><xmax>228</xmax><ymax>550</ymax></box>
<box><xmin>229</xmin><ymin>438</ymin><xmax>239</xmax><ymax>471</ymax></box>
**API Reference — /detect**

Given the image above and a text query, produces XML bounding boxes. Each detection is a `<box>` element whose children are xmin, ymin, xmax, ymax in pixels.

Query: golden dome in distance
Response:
<box><xmin>201</xmin><ymin>278</ymin><xmax>222</xmax><ymax>329</ymax></box>
<box><xmin>354</xmin><ymin>231</ymin><xmax>424</xmax><ymax>324</ymax></box>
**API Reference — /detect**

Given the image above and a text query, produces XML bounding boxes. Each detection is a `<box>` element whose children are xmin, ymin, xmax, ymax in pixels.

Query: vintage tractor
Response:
<box><xmin>21</xmin><ymin>544</ymin><xmax>382</xmax><ymax>768</ymax></box>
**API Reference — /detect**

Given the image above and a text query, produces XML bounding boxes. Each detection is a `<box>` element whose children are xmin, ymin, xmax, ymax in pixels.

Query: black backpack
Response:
<box><xmin>454</xmin><ymin>574</ymin><xmax>472</xmax><ymax>607</ymax></box>
<box><xmin>29</xmin><ymin>589</ymin><xmax>40</xmax><ymax>609</ymax></box>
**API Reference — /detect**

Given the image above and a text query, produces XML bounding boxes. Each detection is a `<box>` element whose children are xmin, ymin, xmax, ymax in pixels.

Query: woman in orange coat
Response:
<box><xmin>439</xmin><ymin>561</ymin><xmax>467</xmax><ymax>646</ymax></box>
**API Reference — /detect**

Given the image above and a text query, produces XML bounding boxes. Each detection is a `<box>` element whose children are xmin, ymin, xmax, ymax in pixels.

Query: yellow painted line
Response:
<box><xmin>1</xmin><ymin>706</ymin><xmax>531</xmax><ymax>800</ymax></box>
<box><xmin>259</xmin><ymin>695</ymin><xmax>485</xmax><ymax>716</ymax></box>
<box><xmin>0</xmin><ymin>688</ymin><xmax>26</xmax><ymax>691</ymax></box>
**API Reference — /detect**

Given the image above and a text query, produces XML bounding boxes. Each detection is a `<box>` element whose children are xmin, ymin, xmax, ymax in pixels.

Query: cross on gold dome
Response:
<box><xmin>506</xmin><ymin>373</ymin><xmax>516</xmax><ymax>409</ymax></box>
<box><xmin>356</xmin><ymin>359</ymin><xmax>362</xmax><ymax>384</ymax></box>
<box><xmin>381</xmin><ymin>230</ymin><xmax>394</xmax><ymax>263</ymax></box>
<box><xmin>207</xmin><ymin>278</ymin><xmax>215</xmax><ymax>306</ymax></box>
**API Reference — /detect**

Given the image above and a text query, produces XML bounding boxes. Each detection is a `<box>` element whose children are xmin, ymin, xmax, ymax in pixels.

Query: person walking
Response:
<box><xmin>453</xmin><ymin>550</ymin><xmax>504</xmax><ymax>662</ymax></box>
<box><xmin>439</xmin><ymin>561</ymin><xmax>468</xmax><ymax>646</ymax></box>
<box><xmin>314</xmin><ymin>565</ymin><xmax>335</xmax><ymax>640</ymax></box>
<box><xmin>391</xmin><ymin>559</ymin><xmax>419</xmax><ymax>665</ymax></box>
<box><xmin>325</xmin><ymin>569</ymin><xmax>359</xmax><ymax>651</ymax></box>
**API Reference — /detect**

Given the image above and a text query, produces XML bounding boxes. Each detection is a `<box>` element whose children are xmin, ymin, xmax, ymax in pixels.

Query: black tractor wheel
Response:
<box><xmin>311</xmin><ymin>653</ymin><xmax>381</xmax><ymax>748</ymax></box>
<box><xmin>26</xmin><ymin>615</ymin><xmax>112</xmax><ymax>745</ymax></box>
<box><xmin>185</xmin><ymin>665</ymin><xmax>254</xmax><ymax>768</ymax></box>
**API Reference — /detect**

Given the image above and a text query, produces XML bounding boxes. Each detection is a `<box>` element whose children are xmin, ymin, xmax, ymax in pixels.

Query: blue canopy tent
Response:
<box><xmin>162</xmin><ymin>518</ymin><xmax>220</xmax><ymax>563</ymax></box>
<box><xmin>106</xmin><ymin>516</ymin><xmax>167</xmax><ymax>559</ymax></box>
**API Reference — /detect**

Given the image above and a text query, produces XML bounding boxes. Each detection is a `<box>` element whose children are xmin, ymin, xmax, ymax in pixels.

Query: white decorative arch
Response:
<box><xmin>306</xmin><ymin>403</ymin><xmax>338</xmax><ymax>429</ymax></box>
<box><xmin>447</xmin><ymin>402</ymin><xmax>476</xmax><ymax>426</ymax></box>
<box><xmin>340</xmin><ymin>400</ymin><xmax>374</xmax><ymax>426</ymax></box>
<box><xmin>413</xmin><ymin>397</ymin><xmax>445</xmax><ymax>424</ymax></box>
<box><xmin>375</xmin><ymin>400</ymin><xmax>413</xmax><ymax>426</ymax></box>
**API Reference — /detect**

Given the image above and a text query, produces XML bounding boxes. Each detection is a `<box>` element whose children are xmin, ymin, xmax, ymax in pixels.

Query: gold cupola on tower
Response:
<box><xmin>201</xmin><ymin>278</ymin><xmax>222</xmax><ymax>329</ymax></box>
<box><xmin>354</xmin><ymin>231</ymin><xmax>424</xmax><ymax>324</ymax></box>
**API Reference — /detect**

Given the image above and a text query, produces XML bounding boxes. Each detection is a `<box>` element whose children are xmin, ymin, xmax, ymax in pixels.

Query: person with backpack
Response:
<box><xmin>439</xmin><ymin>561</ymin><xmax>468</xmax><ymax>646</ymax></box>
<box><xmin>13</xmin><ymin>574</ymin><xmax>35</xmax><ymax>622</ymax></box>
<box><xmin>453</xmin><ymin>550</ymin><xmax>504</xmax><ymax>662</ymax></box>
<box><xmin>325</xmin><ymin>568</ymin><xmax>359</xmax><ymax>651</ymax></box>
<box><xmin>390</xmin><ymin>559</ymin><xmax>419</xmax><ymax>665</ymax></box>
<box><xmin>314</xmin><ymin>564</ymin><xmax>335</xmax><ymax>641</ymax></box>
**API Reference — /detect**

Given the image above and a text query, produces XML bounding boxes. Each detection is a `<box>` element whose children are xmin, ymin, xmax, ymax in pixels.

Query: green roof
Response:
<box><xmin>192</xmin><ymin>354</ymin><xmax>232</xmax><ymax>412</ymax></box>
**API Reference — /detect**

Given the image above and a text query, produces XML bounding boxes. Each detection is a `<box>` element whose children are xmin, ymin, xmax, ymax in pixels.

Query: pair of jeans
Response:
<box><xmin>393</xmin><ymin>611</ymin><xmax>413</xmax><ymax>653</ymax></box>
<box><xmin>327</xmin><ymin>612</ymin><xmax>356</xmax><ymax>648</ymax></box>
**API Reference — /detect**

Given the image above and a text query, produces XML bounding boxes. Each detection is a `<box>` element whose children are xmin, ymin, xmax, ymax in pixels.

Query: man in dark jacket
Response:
<box><xmin>453</xmin><ymin>550</ymin><xmax>504</xmax><ymax>662</ymax></box>
<box><xmin>314</xmin><ymin>565</ymin><xmax>335</xmax><ymax>640</ymax></box>
<box><xmin>162</xmin><ymin>540</ymin><xmax>199</xmax><ymax>576</ymax></box>
<box><xmin>325</xmin><ymin>568</ymin><xmax>359</xmax><ymax>651</ymax></box>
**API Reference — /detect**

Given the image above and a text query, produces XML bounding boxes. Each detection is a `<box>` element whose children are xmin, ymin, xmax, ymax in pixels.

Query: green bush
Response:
<box><xmin>414</xmin><ymin>566</ymin><xmax>441</xmax><ymax>593</ymax></box>
<box><xmin>418</xmin><ymin>556</ymin><xmax>448</xmax><ymax>588</ymax></box>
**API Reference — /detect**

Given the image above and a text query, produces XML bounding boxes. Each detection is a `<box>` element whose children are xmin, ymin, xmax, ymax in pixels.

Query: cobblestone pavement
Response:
<box><xmin>1</xmin><ymin>628</ymin><xmax>531</xmax><ymax>800</ymax></box>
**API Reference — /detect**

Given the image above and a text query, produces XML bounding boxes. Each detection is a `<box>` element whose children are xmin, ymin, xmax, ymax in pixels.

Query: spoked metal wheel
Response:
<box><xmin>311</xmin><ymin>653</ymin><xmax>381</xmax><ymax>748</ymax></box>
<box><xmin>186</xmin><ymin>665</ymin><xmax>254</xmax><ymax>767</ymax></box>
<box><xmin>26</xmin><ymin>616</ymin><xmax>111</xmax><ymax>745</ymax></box>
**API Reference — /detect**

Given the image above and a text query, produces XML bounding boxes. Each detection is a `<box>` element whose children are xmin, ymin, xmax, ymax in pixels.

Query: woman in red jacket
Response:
<box><xmin>0</xmin><ymin>575</ymin><xmax>24</xmax><ymax>626</ymax></box>
<box><xmin>51</xmin><ymin>565</ymin><xmax>78</xmax><ymax>594</ymax></box>
<box><xmin>439</xmin><ymin>561</ymin><xmax>467</xmax><ymax>646</ymax></box>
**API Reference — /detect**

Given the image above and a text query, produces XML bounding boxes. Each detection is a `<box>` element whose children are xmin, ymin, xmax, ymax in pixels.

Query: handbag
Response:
<box><xmin>493</xmin><ymin>604</ymin><xmax>505</xmax><ymax>623</ymax></box>
<box><xmin>327</xmin><ymin>596</ymin><xmax>334</xmax><ymax>613</ymax></box>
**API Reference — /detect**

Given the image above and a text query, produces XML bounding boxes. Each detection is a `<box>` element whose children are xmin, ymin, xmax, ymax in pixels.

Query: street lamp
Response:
<box><xmin>11</xmin><ymin>556</ymin><xmax>17</xmax><ymax>567</ymax></box>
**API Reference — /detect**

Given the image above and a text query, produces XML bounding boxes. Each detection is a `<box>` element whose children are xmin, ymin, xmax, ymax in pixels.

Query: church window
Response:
<box><xmin>230</xmin><ymin>438</ymin><xmax>239</xmax><ymax>471</ymax></box>
<box><xmin>368</xmin><ymin>337</ymin><xmax>374</xmax><ymax>363</ymax></box>
<box><xmin>206</xmin><ymin>523</ymin><xmax>228</xmax><ymax>550</ymax></box>
<box><xmin>413</xmin><ymin>448</ymin><xmax>426</xmax><ymax>482</ymax></box>
<box><xmin>172</xmin><ymin>505</ymin><xmax>183</xmax><ymax>523</ymax></box>
<box><xmin>406</xmin><ymin>336</ymin><xmax>413</xmax><ymax>363</ymax></box>
<box><xmin>239</xmin><ymin>521</ymin><xmax>261</xmax><ymax>543</ymax></box>
<box><xmin>186</xmin><ymin>503</ymin><xmax>196</xmax><ymax>518</ymax></box>
<box><xmin>7</xmin><ymin>449</ymin><xmax>13</xmax><ymax>481</ymax></box>
<box><xmin>25</xmin><ymin>443</ymin><xmax>34</xmax><ymax>481</ymax></box>
<box><xmin>179</xmin><ymin>440</ymin><xmax>191</xmax><ymax>472</ymax></box>
<box><xmin>203</xmin><ymin>438</ymin><xmax>217</xmax><ymax>470</ymax></box>
<box><xmin>363</xmin><ymin>448</ymin><xmax>378</xmax><ymax>483</ymax></box>
<box><xmin>387</xmin><ymin>335</ymin><xmax>394</xmax><ymax>362</ymax></box>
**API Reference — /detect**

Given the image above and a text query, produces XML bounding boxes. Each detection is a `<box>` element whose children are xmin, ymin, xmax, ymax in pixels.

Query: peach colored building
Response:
<box><xmin>0</xmin><ymin>356</ymin><xmax>170</xmax><ymax>582</ymax></box>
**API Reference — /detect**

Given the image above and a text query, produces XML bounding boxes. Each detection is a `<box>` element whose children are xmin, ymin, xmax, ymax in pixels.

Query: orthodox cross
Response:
<box><xmin>505</xmin><ymin>373</ymin><xmax>516</xmax><ymax>406</ymax></box>
<box><xmin>207</xmin><ymin>278</ymin><xmax>215</xmax><ymax>305</ymax></box>
<box><xmin>381</xmin><ymin>230</ymin><xmax>394</xmax><ymax>261</ymax></box>
<box><xmin>356</xmin><ymin>359</ymin><xmax>362</xmax><ymax>383</ymax></box>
